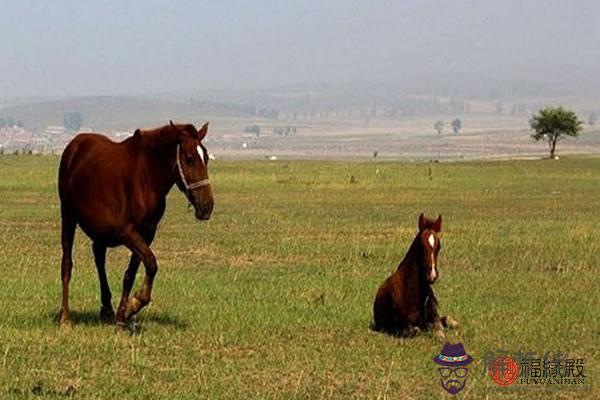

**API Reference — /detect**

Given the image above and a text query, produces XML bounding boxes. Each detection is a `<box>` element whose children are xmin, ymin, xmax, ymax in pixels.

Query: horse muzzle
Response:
<box><xmin>194</xmin><ymin>202</ymin><xmax>214</xmax><ymax>221</ymax></box>
<box><xmin>427</xmin><ymin>267</ymin><xmax>438</xmax><ymax>284</ymax></box>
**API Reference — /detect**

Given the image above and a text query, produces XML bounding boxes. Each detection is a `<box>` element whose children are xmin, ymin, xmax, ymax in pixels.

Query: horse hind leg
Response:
<box><xmin>59</xmin><ymin>214</ymin><xmax>76</xmax><ymax>325</ymax></box>
<box><xmin>92</xmin><ymin>242</ymin><xmax>115</xmax><ymax>322</ymax></box>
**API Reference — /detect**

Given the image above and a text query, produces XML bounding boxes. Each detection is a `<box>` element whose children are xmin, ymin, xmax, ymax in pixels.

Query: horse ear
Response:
<box><xmin>196</xmin><ymin>122</ymin><xmax>209</xmax><ymax>140</ymax></box>
<box><xmin>169</xmin><ymin>120</ymin><xmax>175</xmax><ymax>128</ymax></box>
<box><xmin>418</xmin><ymin>213</ymin><xmax>426</xmax><ymax>231</ymax></box>
<box><xmin>433</xmin><ymin>215</ymin><xmax>442</xmax><ymax>232</ymax></box>
<box><xmin>133</xmin><ymin>129</ymin><xmax>141</xmax><ymax>138</ymax></box>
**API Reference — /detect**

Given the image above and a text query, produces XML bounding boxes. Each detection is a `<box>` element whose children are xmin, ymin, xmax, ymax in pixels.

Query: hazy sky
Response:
<box><xmin>1</xmin><ymin>0</ymin><xmax>599</xmax><ymax>98</ymax></box>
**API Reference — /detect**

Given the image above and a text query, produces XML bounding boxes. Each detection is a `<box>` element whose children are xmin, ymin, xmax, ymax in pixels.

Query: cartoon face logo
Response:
<box><xmin>433</xmin><ymin>342</ymin><xmax>473</xmax><ymax>395</ymax></box>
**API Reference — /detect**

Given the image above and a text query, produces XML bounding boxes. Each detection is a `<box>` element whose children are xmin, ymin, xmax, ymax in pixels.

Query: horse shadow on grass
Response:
<box><xmin>49</xmin><ymin>309</ymin><xmax>188</xmax><ymax>331</ymax></box>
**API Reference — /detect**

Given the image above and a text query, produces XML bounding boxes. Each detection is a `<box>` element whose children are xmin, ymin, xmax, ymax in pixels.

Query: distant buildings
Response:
<box><xmin>0</xmin><ymin>125</ymin><xmax>133</xmax><ymax>154</ymax></box>
<box><xmin>0</xmin><ymin>126</ymin><xmax>33</xmax><ymax>153</ymax></box>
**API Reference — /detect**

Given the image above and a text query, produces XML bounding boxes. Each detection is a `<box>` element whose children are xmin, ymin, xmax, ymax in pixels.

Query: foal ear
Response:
<box><xmin>196</xmin><ymin>122</ymin><xmax>209</xmax><ymax>141</ymax></box>
<box><xmin>433</xmin><ymin>215</ymin><xmax>442</xmax><ymax>232</ymax></box>
<box><xmin>418</xmin><ymin>213</ymin><xmax>426</xmax><ymax>231</ymax></box>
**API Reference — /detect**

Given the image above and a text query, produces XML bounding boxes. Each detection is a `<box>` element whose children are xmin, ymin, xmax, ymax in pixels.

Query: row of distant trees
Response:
<box><xmin>495</xmin><ymin>102</ymin><xmax>528</xmax><ymax>115</ymax></box>
<box><xmin>0</xmin><ymin>116</ymin><xmax>24</xmax><ymax>128</ymax></box>
<box><xmin>244</xmin><ymin>125</ymin><xmax>297</xmax><ymax>138</ymax></box>
<box><xmin>0</xmin><ymin>112</ymin><xmax>83</xmax><ymax>131</ymax></box>
<box><xmin>434</xmin><ymin>118</ymin><xmax>462</xmax><ymax>134</ymax></box>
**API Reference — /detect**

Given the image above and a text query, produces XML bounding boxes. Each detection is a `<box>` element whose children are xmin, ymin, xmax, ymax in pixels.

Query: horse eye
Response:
<box><xmin>185</xmin><ymin>155</ymin><xmax>194</xmax><ymax>165</ymax></box>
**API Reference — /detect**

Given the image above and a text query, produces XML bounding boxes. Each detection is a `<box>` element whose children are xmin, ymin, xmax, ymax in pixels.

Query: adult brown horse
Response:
<box><xmin>58</xmin><ymin>121</ymin><xmax>214</xmax><ymax>327</ymax></box>
<box><xmin>373</xmin><ymin>214</ymin><xmax>457</xmax><ymax>339</ymax></box>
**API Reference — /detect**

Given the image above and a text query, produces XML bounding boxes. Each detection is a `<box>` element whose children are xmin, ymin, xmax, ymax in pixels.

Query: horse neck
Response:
<box><xmin>398</xmin><ymin>234</ymin><xmax>428</xmax><ymax>290</ymax></box>
<box><xmin>134</xmin><ymin>132</ymin><xmax>178</xmax><ymax>198</ymax></box>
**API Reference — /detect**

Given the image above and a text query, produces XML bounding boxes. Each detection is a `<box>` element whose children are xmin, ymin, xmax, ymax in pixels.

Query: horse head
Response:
<box><xmin>171</xmin><ymin>120</ymin><xmax>214</xmax><ymax>220</ymax></box>
<box><xmin>418</xmin><ymin>213</ymin><xmax>442</xmax><ymax>283</ymax></box>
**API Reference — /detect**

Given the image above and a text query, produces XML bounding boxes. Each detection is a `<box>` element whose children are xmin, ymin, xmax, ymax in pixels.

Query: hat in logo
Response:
<box><xmin>433</xmin><ymin>342</ymin><xmax>473</xmax><ymax>367</ymax></box>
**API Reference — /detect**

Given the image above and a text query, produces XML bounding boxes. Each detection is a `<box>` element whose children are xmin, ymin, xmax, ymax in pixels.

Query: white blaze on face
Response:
<box><xmin>429</xmin><ymin>253</ymin><xmax>437</xmax><ymax>281</ymax></box>
<box><xmin>427</xmin><ymin>233</ymin><xmax>437</xmax><ymax>280</ymax></box>
<box><xmin>196</xmin><ymin>145</ymin><xmax>205</xmax><ymax>165</ymax></box>
<box><xmin>430</xmin><ymin>255</ymin><xmax>437</xmax><ymax>279</ymax></box>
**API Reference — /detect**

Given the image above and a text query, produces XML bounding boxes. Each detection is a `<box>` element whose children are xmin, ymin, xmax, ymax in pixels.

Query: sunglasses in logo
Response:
<box><xmin>439</xmin><ymin>367</ymin><xmax>468</xmax><ymax>378</ymax></box>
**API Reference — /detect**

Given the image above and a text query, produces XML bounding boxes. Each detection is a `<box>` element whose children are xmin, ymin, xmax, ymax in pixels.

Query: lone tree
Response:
<box><xmin>530</xmin><ymin>106</ymin><xmax>582</xmax><ymax>159</ymax></box>
<box><xmin>434</xmin><ymin>120</ymin><xmax>444</xmax><ymax>134</ymax></box>
<box><xmin>63</xmin><ymin>112</ymin><xmax>83</xmax><ymax>132</ymax></box>
<box><xmin>451</xmin><ymin>118</ymin><xmax>462</xmax><ymax>134</ymax></box>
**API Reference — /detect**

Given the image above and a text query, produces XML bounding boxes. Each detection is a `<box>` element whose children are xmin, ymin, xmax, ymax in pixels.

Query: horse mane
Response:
<box><xmin>121</xmin><ymin>124</ymin><xmax>174</xmax><ymax>147</ymax></box>
<box><xmin>125</xmin><ymin>123</ymin><xmax>197</xmax><ymax>148</ymax></box>
<box><xmin>398</xmin><ymin>233</ymin><xmax>424</xmax><ymax>270</ymax></box>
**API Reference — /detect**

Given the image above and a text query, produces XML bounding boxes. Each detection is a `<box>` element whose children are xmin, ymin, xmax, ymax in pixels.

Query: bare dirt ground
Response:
<box><xmin>204</xmin><ymin>114</ymin><xmax>600</xmax><ymax>161</ymax></box>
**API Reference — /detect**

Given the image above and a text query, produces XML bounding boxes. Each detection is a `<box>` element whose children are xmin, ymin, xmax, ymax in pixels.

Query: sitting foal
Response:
<box><xmin>373</xmin><ymin>214</ymin><xmax>457</xmax><ymax>338</ymax></box>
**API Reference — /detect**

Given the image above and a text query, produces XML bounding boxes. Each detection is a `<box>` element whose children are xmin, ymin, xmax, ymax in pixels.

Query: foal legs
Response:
<box><xmin>92</xmin><ymin>242</ymin><xmax>115</xmax><ymax>322</ymax></box>
<box><xmin>59</xmin><ymin>215</ymin><xmax>76</xmax><ymax>325</ymax></box>
<box><xmin>115</xmin><ymin>227</ymin><xmax>157</xmax><ymax>326</ymax></box>
<box><xmin>424</xmin><ymin>293</ymin><xmax>446</xmax><ymax>340</ymax></box>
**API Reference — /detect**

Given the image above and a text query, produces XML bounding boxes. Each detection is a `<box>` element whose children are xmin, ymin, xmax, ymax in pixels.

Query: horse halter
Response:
<box><xmin>175</xmin><ymin>144</ymin><xmax>210</xmax><ymax>191</ymax></box>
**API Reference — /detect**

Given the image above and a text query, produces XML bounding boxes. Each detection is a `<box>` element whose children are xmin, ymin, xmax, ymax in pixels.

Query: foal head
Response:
<box><xmin>417</xmin><ymin>213</ymin><xmax>442</xmax><ymax>284</ymax></box>
<box><xmin>170</xmin><ymin>120</ymin><xmax>214</xmax><ymax>220</ymax></box>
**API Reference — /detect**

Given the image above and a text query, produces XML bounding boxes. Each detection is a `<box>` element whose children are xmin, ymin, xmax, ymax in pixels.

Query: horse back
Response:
<box><xmin>59</xmin><ymin>133</ymin><xmax>133</xmax><ymax>196</ymax></box>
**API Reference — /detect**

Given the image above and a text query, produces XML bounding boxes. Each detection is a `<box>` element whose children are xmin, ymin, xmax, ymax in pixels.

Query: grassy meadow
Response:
<box><xmin>0</xmin><ymin>155</ymin><xmax>598</xmax><ymax>399</ymax></box>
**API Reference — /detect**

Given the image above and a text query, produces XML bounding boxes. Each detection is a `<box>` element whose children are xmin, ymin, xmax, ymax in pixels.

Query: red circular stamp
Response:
<box><xmin>488</xmin><ymin>356</ymin><xmax>519</xmax><ymax>386</ymax></box>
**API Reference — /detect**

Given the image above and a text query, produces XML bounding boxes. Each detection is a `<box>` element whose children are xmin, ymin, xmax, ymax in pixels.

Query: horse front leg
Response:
<box><xmin>117</xmin><ymin>227</ymin><xmax>158</xmax><ymax>325</ymax></box>
<box><xmin>115</xmin><ymin>253</ymin><xmax>141</xmax><ymax>327</ymax></box>
<box><xmin>424</xmin><ymin>292</ymin><xmax>446</xmax><ymax>340</ymax></box>
<box><xmin>403</xmin><ymin>310</ymin><xmax>422</xmax><ymax>337</ymax></box>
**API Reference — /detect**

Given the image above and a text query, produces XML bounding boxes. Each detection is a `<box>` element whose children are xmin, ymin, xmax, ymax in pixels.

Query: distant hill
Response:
<box><xmin>1</xmin><ymin>75</ymin><xmax>593</xmax><ymax>133</ymax></box>
<box><xmin>0</xmin><ymin>96</ymin><xmax>258</xmax><ymax>132</ymax></box>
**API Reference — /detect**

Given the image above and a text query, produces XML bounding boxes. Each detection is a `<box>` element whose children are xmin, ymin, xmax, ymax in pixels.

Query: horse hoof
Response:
<box><xmin>405</xmin><ymin>326</ymin><xmax>421</xmax><ymax>337</ymax></box>
<box><xmin>125</xmin><ymin>297</ymin><xmax>143</xmax><ymax>319</ymax></box>
<box><xmin>442</xmin><ymin>316</ymin><xmax>459</xmax><ymax>329</ymax></box>
<box><xmin>100</xmin><ymin>307</ymin><xmax>115</xmax><ymax>323</ymax></box>
<box><xmin>58</xmin><ymin>310</ymin><xmax>71</xmax><ymax>326</ymax></box>
<box><xmin>59</xmin><ymin>318</ymin><xmax>71</xmax><ymax>327</ymax></box>
<box><xmin>115</xmin><ymin>320</ymin><xmax>129</xmax><ymax>332</ymax></box>
<box><xmin>435</xmin><ymin>329</ymin><xmax>446</xmax><ymax>341</ymax></box>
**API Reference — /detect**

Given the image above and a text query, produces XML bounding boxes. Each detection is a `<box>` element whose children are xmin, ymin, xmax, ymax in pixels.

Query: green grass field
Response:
<box><xmin>0</xmin><ymin>155</ymin><xmax>598</xmax><ymax>399</ymax></box>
